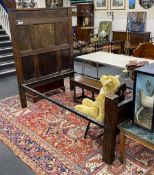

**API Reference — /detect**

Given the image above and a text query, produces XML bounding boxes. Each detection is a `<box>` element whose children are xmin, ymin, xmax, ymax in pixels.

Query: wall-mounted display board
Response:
<box><xmin>8</xmin><ymin>8</ymin><xmax>74</xmax><ymax>107</ymax></box>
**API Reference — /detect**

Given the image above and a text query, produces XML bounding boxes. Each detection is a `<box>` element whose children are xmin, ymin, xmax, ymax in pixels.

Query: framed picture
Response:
<box><xmin>126</xmin><ymin>12</ymin><xmax>147</xmax><ymax>32</ymax></box>
<box><xmin>70</xmin><ymin>0</ymin><xmax>93</xmax><ymax>6</ymax></box>
<box><xmin>110</xmin><ymin>0</ymin><xmax>125</xmax><ymax>9</ymax></box>
<box><xmin>45</xmin><ymin>0</ymin><xmax>63</xmax><ymax>8</ymax></box>
<box><xmin>94</xmin><ymin>0</ymin><xmax>108</xmax><ymax>10</ymax></box>
<box><xmin>133</xmin><ymin>63</ymin><xmax>154</xmax><ymax>132</ymax></box>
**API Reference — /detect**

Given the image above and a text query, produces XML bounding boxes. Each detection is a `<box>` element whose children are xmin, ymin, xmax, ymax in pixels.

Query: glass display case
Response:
<box><xmin>133</xmin><ymin>63</ymin><xmax>154</xmax><ymax>132</ymax></box>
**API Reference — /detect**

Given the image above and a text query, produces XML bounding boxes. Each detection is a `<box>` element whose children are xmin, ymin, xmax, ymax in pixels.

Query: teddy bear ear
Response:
<box><xmin>115</xmin><ymin>75</ymin><xmax>120</xmax><ymax>79</ymax></box>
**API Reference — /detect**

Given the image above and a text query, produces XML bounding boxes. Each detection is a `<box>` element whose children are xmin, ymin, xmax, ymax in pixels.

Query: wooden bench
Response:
<box><xmin>71</xmin><ymin>75</ymin><xmax>133</xmax><ymax>164</ymax></box>
<box><xmin>70</xmin><ymin>75</ymin><xmax>102</xmax><ymax>102</ymax></box>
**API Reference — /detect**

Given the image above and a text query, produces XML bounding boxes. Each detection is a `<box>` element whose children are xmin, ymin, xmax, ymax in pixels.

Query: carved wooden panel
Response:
<box><xmin>38</xmin><ymin>51</ymin><xmax>57</xmax><ymax>76</ymax></box>
<box><xmin>33</xmin><ymin>24</ymin><xmax>55</xmax><ymax>49</ymax></box>
<box><xmin>60</xmin><ymin>49</ymin><xmax>71</xmax><ymax>70</ymax></box>
<box><xmin>22</xmin><ymin>56</ymin><xmax>35</xmax><ymax>80</ymax></box>
<box><xmin>16</xmin><ymin>26</ymin><xmax>32</xmax><ymax>51</ymax></box>
<box><xmin>56</xmin><ymin>22</ymin><xmax>69</xmax><ymax>45</ymax></box>
<box><xmin>9</xmin><ymin>8</ymin><xmax>73</xmax><ymax>104</ymax></box>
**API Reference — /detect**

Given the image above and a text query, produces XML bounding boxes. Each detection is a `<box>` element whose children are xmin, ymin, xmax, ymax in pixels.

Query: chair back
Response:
<box><xmin>98</xmin><ymin>21</ymin><xmax>112</xmax><ymax>44</ymax></box>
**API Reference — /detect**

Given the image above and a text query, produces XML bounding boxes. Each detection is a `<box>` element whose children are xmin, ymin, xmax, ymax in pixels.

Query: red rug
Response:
<box><xmin>0</xmin><ymin>85</ymin><xmax>153</xmax><ymax>175</ymax></box>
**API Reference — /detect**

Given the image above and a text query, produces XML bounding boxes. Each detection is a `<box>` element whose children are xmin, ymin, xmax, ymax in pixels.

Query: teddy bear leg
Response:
<box><xmin>75</xmin><ymin>105</ymin><xmax>99</xmax><ymax>119</ymax></box>
<box><xmin>82</xmin><ymin>98</ymin><xmax>94</xmax><ymax>107</ymax></box>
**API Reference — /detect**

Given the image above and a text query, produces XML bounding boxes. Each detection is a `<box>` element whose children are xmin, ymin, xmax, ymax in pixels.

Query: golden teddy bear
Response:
<box><xmin>75</xmin><ymin>75</ymin><xmax>120</xmax><ymax>122</ymax></box>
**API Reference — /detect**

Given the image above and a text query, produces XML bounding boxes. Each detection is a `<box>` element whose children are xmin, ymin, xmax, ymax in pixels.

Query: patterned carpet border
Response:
<box><xmin>0</xmin><ymin>90</ymin><xmax>154</xmax><ymax>175</ymax></box>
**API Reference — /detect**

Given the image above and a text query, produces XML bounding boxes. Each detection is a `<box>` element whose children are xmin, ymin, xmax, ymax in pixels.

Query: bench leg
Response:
<box><xmin>92</xmin><ymin>91</ymin><xmax>94</xmax><ymax>100</ymax></box>
<box><xmin>84</xmin><ymin>121</ymin><xmax>91</xmax><ymax>139</ymax></box>
<box><xmin>82</xmin><ymin>88</ymin><xmax>84</xmax><ymax>97</ymax></box>
<box><xmin>73</xmin><ymin>86</ymin><xmax>76</xmax><ymax>101</ymax></box>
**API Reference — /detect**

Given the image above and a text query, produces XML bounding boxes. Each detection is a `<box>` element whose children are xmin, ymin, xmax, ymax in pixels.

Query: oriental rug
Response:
<box><xmin>0</xmin><ymin>86</ymin><xmax>153</xmax><ymax>175</ymax></box>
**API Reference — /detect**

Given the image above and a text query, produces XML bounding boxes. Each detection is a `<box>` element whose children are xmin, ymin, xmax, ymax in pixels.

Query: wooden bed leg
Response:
<box><xmin>103</xmin><ymin>127</ymin><xmax>117</xmax><ymax>164</ymax></box>
<box><xmin>103</xmin><ymin>95</ymin><xmax>119</xmax><ymax>164</ymax></box>
<box><xmin>19</xmin><ymin>88</ymin><xmax>27</xmax><ymax>108</ymax></box>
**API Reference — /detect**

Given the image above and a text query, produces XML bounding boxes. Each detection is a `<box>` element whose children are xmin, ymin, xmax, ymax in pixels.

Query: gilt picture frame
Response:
<box><xmin>110</xmin><ymin>0</ymin><xmax>125</xmax><ymax>9</ymax></box>
<box><xmin>94</xmin><ymin>0</ymin><xmax>108</xmax><ymax>10</ymax></box>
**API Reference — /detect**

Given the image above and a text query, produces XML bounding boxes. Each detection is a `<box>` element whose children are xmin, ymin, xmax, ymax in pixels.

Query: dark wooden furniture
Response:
<box><xmin>9</xmin><ymin>8</ymin><xmax>74</xmax><ymax>107</ymax></box>
<box><xmin>71</xmin><ymin>74</ymin><xmax>133</xmax><ymax>164</ymax></box>
<box><xmin>112</xmin><ymin>31</ymin><xmax>151</xmax><ymax>54</ymax></box>
<box><xmin>95</xmin><ymin>40</ymin><xmax>123</xmax><ymax>54</ymax></box>
<box><xmin>76</xmin><ymin>3</ymin><xmax>94</xmax><ymax>42</ymax></box>
<box><xmin>2</xmin><ymin>0</ymin><xmax>16</xmax><ymax>8</ymax></box>
<box><xmin>133</xmin><ymin>42</ymin><xmax>154</xmax><ymax>59</ymax></box>
<box><xmin>71</xmin><ymin>75</ymin><xmax>102</xmax><ymax>102</ymax></box>
<box><xmin>103</xmin><ymin>93</ymin><xmax>133</xmax><ymax>164</ymax></box>
<box><xmin>8</xmin><ymin>8</ymin><xmax>134</xmax><ymax>166</ymax></box>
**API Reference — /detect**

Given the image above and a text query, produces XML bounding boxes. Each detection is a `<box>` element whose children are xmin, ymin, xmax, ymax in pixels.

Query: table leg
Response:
<box><xmin>96</xmin><ymin>63</ymin><xmax>99</xmax><ymax>80</ymax></box>
<box><xmin>82</xmin><ymin>88</ymin><xmax>84</xmax><ymax>98</ymax></box>
<box><xmin>119</xmin><ymin>131</ymin><xmax>126</xmax><ymax>163</ymax></box>
<box><xmin>82</xmin><ymin>60</ymin><xmax>86</xmax><ymax>75</ymax></box>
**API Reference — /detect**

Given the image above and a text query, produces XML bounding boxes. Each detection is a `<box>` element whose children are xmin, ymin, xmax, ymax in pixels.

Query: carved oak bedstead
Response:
<box><xmin>9</xmin><ymin>8</ymin><xmax>133</xmax><ymax>165</ymax></box>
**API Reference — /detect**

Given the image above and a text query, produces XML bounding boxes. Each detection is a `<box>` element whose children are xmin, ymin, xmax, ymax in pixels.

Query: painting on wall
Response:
<box><xmin>17</xmin><ymin>0</ymin><xmax>37</xmax><ymax>8</ymax></box>
<box><xmin>110</xmin><ymin>0</ymin><xmax>125</xmax><ymax>9</ymax></box>
<box><xmin>94</xmin><ymin>0</ymin><xmax>108</xmax><ymax>9</ymax></box>
<box><xmin>126</xmin><ymin>12</ymin><xmax>147</xmax><ymax>32</ymax></box>
<box><xmin>129</xmin><ymin>0</ymin><xmax>136</xmax><ymax>9</ymax></box>
<box><xmin>45</xmin><ymin>0</ymin><xmax>63</xmax><ymax>8</ymax></box>
<box><xmin>70</xmin><ymin>0</ymin><xmax>93</xmax><ymax>6</ymax></box>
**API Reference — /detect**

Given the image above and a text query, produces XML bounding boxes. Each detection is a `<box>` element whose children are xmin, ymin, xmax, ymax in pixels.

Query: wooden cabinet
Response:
<box><xmin>8</xmin><ymin>8</ymin><xmax>74</xmax><ymax>106</ymax></box>
<box><xmin>76</xmin><ymin>3</ymin><xmax>94</xmax><ymax>42</ymax></box>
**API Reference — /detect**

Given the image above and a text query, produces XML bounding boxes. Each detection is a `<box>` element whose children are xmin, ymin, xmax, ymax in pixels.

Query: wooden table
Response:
<box><xmin>118</xmin><ymin>120</ymin><xmax>154</xmax><ymax>163</ymax></box>
<box><xmin>77</xmin><ymin>51</ymin><xmax>154</xmax><ymax>69</ymax></box>
<box><xmin>76</xmin><ymin>51</ymin><xmax>154</xmax><ymax>79</ymax></box>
